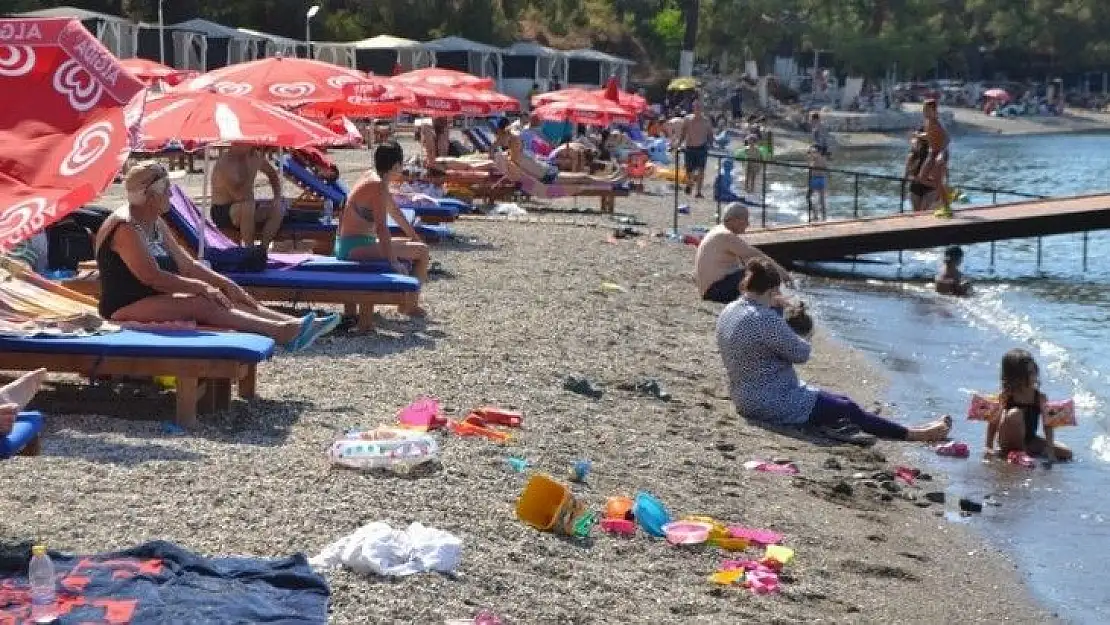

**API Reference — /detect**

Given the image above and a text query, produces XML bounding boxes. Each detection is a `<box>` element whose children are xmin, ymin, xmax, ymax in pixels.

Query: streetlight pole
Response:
<box><xmin>305</xmin><ymin>5</ymin><xmax>320</xmax><ymax>59</ymax></box>
<box><xmin>158</xmin><ymin>0</ymin><xmax>165</xmax><ymax>65</ymax></box>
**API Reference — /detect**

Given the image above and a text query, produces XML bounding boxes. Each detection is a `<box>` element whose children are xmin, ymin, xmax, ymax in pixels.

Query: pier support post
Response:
<box><xmin>1083</xmin><ymin>232</ymin><xmax>1089</xmax><ymax>272</ymax></box>
<box><xmin>1036</xmin><ymin>237</ymin><xmax>1043</xmax><ymax>272</ymax></box>
<box><xmin>989</xmin><ymin>242</ymin><xmax>996</xmax><ymax>273</ymax></box>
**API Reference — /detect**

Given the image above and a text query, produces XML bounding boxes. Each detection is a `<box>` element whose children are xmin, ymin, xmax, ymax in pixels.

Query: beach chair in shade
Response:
<box><xmin>1</xmin><ymin>411</ymin><xmax>43</xmax><ymax>458</ymax></box>
<box><xmin>280</xmin><ymin>154</ymin><xmax>466</xmax><ymax>224</ymax></box>
<box><xmin>0</xmin><ymin>330</ymin><xmax>275</xmax><ymax>426</ymax></box>
<box><xmin>491</xmin><ymin>152</ymin><xmax>630</xmax><ymax>213</ymax></box>
<box><xmin>164</xmin><ymin>185</ymin><xmax>399</xmax><ymax>274</ymax></box>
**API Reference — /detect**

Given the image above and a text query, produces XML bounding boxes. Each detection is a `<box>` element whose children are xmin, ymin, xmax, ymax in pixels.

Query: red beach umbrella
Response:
<box><xmin>300</xmin><ymin>77</ymin><xmax>414</xmax><ymax>119</ymax></box>
<box><xmin>983</xmin><ymin>88</ymin><xmax>1010</xmax><ymax>101</ymax></box>
<box><xmin>119</xmin><ymin>57</ymin><xmax>195</xmax><ymax>87</ymax></box>
<box><xmin>532</xmin><ymin>99</ymin><xmax>636</xmax><ymax>126</ymax></box>
<box><xmin>138</xmin><ymin>90</ymin><xmax>347</xmax><ymax>151</ymax></box>
<box><xmin>532</xmin><ymin>88</ymin><xmax>595</xmax><ymax>108</ymax></box>
<box><xmin>180</xmin><ymin>57</ymin><xmax>373</xmax><ymax>108</ymax></box>
<box><xmin>592</xmin><ymin>87</ymin><xmax>647</xmax><ymax>113</ymax></box>
<box><xmin>0</xmin><ymin>18</ymin><xmax>146</xmax><ymax>252</ymax></box>
<box><xmin>394</xmin><ymin>67</ymin><xmax>495</xmax><ymax>91</ymax></box>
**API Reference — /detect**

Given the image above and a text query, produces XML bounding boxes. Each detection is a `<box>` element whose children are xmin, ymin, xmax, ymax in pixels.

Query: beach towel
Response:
<box><xmin>0</xmin><ymin>540</ymin><xmax>329</xmax><ymax>624</ymax></box>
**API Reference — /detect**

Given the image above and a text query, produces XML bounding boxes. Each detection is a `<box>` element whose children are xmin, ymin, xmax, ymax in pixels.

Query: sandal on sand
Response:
<box><xmin>284</xmin><ymin>313</ymin><xmax>316</xmax><ymax>353</ymax></box>
<box><xmin>808</xmin><ymin>422</ymin><xmax>877</xmax><ymax>447</ymax></box>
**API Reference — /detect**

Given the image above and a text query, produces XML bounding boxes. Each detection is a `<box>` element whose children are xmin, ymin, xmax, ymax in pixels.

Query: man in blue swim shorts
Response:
<box><xmin>679</xmin><ymin>99</ymin><xmax>713</xmax><ymax>198</ymax></box>
<box><xmin>806</xmin><ymin>144</ymin><xmax>829</xmax><ymax>221</ymax></box>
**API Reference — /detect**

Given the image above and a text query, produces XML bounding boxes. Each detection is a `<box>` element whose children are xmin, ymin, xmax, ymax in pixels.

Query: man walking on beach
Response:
<box><xmin>695</xmin><ymin>202</ymin><xmax>792</xmax><ymax>304</ymax></box>
<box><xmin>679</xmin><ymin>99</ymin><xmax>713</xmax><ymax>198</ymax></box>
<box><xmin>921</xmin><ymin>99</ymin><xmax>953</xmax><ymax>218</ymax></box>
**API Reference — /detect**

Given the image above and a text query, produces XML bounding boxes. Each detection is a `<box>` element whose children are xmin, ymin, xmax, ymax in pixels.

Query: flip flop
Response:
<box><xmin>284</xmin><ymin>313</ymin><xmax>316</xmax><ymax>352</ymax></box>
<box><xmin>298</xmin><ymin>313</ymin><xmax>342</xmax><ymax>351</ymax></box>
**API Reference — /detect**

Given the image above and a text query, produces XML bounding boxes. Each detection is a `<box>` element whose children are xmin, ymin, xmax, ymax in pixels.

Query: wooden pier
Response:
<box><xmin>743</xmin><ymin>193</ymin><xmax>1110</xmax><ymax>262</ymax></box>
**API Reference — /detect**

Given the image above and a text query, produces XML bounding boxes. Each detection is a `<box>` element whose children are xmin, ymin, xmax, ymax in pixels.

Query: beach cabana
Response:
<box><xmin>238</xmin><ymin>27</ymin><xmax>309</xmax><ymax>59</ymax></box>
<box><xmin>565</xmin><ymin>49</ymin><xmax>634</xmax><ymax>88</ymax></box>
<box><xmin>425</xmin><ymin>36</ymin><xmax>502</xmax><ymax>83</ymax></box>
<box><xmin>501</xmin><ymin>41</ymin><xmax>567</xmax><ymax>102</ymax></box>
<box><xmin>160</xmin><ymin>18</ymin><xmax>265</xmax><ymax>70</ymax></box>
<box><xmin>313</xmin><ymin>42</ymin><xmax>357</xmax><ymax>69</ymax></box>
<box><xmin>7</xmin><ymin>6</ymin><xmax>138</xmax><ymax>58</ymax></box>
<box><xmin>353</xmin><ymin>35</ymin><xmax>434</xmax><ymax>75</ymax></box>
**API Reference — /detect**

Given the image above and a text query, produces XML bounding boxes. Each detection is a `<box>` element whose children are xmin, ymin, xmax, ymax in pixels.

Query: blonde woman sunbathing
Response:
<box><xmin>420</xmin><ymin>118</ymin><xmax>496</xmax><ymax>172</ymax></box>
<box><xmin>490</xmin><ymin>118</ymin><xmax>624</xmax><ymax>185</ymax></box>
<box><xmin>95</xmin><ymin>162</ymin><xmax>339</xmax><ymax>351</ymax></box>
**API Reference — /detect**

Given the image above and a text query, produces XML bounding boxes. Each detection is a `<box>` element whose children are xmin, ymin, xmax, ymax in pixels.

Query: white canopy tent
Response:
<box><xmin>425</xmin><ymin>36</ymin><xmax>503</xmax><ymax>82</ymax></box>
<box><xmin>238</xmin><ymin>27</ymin><xmax>307</xmax><ymax>58</ymax></box>
<box><xmin>565</xmin><ymin>49</ymin><xmax>634</xmax><ymax>88</ymax></box>
<box><xmin>169</xmin><ymin>19</ymin><xmax>265</xmax><ymax>69</ymax></box>
<box><xmin>501</xmin><ymin>41</ymin><xmax>567</xmax><ymax>104</ymax></box>
<box><xmin>10</xmin><ymin>6</ymin><xmax>138</xmax><ymax>58</ymax></box>
<box><xmin>353</xmin><ymin>35</ymin><xmax>434</xmax><ymax>73</ymax></box>
<box><xmin>313</xmin><ymin>43</ymin><xmax>357</xmax><ymax>69</ymax></box>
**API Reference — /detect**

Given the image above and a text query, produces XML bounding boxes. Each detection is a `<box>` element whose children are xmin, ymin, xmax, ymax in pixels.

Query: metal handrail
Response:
<box><xmin>668</xmin><ymin>147</ymin><xmax>1049</xmax><ymax>230</ymax></box>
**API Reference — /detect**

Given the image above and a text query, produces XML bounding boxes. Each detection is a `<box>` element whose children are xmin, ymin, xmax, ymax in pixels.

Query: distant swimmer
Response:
<box><xmin>935</xmin><ymin>245</ymin><xmax>971</xmax><ymax>296</ymax></box>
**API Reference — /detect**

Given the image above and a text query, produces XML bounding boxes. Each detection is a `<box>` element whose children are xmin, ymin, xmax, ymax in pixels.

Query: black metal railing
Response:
<box><xmin>669</xmin><ymin>149</ymin><xmax>1048</xmax><ymax>231</ymax></box>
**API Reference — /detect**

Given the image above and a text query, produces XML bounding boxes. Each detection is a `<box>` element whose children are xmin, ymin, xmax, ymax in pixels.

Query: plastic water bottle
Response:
<box><xmin>29</xmin><ymin>544</ymin><xmax>57</xmax><ymax>621</ymax></box>
<box><xmin>322</xmin><ymin>199</ymin><xmax>335</xmax><ymax>225</ymax></box>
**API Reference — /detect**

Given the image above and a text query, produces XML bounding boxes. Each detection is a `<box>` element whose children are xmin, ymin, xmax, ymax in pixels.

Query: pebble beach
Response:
<box><xmin>0</xmin><ymin>146</ymin><xmax>1058</xmax><ymax>624</ymax></box>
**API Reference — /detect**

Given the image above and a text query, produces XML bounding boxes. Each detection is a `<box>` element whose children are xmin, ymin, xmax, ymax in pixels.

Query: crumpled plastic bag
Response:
<box><xmin>309</xmin><ymin>521</ymin><xmax>462</xmax><ymax>577</ymax></box>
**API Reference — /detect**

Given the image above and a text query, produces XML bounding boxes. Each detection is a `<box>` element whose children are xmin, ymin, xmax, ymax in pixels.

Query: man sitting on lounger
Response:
<box><xmin>211</xmin><ymin>144</ymin><xmax>286</xmax><ymax>249</ymax></box>
<box><xmin>96</xmin><ymin>162</ymin><xmax>339</xmax><ymax>350</ymax></box>
<box><xmin>336</xmin><ymin>141</ymin><xmax>430</xmax><ymax>317</ymax></box>
<box><xmin>490</xmin><ymin>118</ymin><xmax>623</xmax><ymax>185</ymax></box>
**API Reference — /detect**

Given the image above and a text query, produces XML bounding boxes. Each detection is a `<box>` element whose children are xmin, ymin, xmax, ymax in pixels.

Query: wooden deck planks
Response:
<box><xmin>744</xmin><ymin>193</ymin><xmax>1110</xmax><ymax>261</ymax></box>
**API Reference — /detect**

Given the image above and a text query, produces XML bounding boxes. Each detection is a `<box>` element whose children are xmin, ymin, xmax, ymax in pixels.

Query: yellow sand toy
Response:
<box><xmin>654</xmin><ymin>167</ymin><xmax>689</xmax><ymax>185</ymax></box>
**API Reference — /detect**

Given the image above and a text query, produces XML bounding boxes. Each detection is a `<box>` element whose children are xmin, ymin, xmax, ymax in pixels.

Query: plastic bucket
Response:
<box><xmin>516</xmin><ymin>473</ymin><xmax>585</xmax><ymax>536</ymax></box>
<box><xmin>633</xmin><ymin>491</ymin><xmax>672</xmax><ymax>538</ymax></box>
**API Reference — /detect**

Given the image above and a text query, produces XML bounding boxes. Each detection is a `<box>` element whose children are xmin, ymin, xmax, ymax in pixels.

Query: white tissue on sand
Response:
<box><xmin>310</xmin><ymin>521</ymin><xmax>462</xmax><ymax>577</ymax></box>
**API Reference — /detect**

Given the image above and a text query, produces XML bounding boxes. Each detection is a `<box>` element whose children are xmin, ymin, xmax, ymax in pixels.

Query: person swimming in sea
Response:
<box><xmin>935</xmin><ymin>245</ymin><xmax>971</xmax><ymax>296</ymax></box>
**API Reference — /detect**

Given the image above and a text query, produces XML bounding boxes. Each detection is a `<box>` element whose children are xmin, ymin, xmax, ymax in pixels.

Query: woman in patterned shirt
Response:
<box><xmin>716</xmin><ymin>258</ymin><xmax>952</xmax><ymax>441</ymax></box>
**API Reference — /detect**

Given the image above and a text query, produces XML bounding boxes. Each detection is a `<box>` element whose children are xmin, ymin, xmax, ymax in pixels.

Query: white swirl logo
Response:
<box><xmin>326</xmin><ymin>75</ymin><xmax>360</xmax><ymax>89</ymax></box>
<box><xmin>268</xmin><ymin>82</ymin><xmax>316</xmax><ymax>99</ymax></box>
<box><xmin>52</xmin><ymin>59</ymin><xmax>104</xmax><ymax>112</ymax></box>
<box><xmin>60</xmin><ymin>121</ymin><xmax>113</xmax><ymax>177</ymax></box>
<box><xmin>213</xmin><ymin>82</ymin><xmax>252</xmax><ymax>96</ymax></box>
<box><xmin>0</xmin><ymin>197</ymin><xmax>49</xmax><ymax>248</ymax></box>
<box><xmin>0</xmin><ymin>45</ymin><xmax>35</xmax><ymax>77</ymax></box>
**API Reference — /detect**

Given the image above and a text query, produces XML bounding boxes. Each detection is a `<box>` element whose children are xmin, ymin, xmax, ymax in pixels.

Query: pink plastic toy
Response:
<box><xmin>743</xmin><ymin>460</ymin><xmax>799</xmax><ymax>475</ymax></box>
<box><xmin>936</xmin><ymin>441</ymin><xmax>970</xmax><ymax>458</ymax></box>
<box><xmin>728</xmin><ymin>527</ymin><xmax>784</xmax><ymax>546</ymax></box>
<box><xmin>745</xmin><ymin>569</ymin><xmax>781</xmax><ymax>594</ymax></box>
<box><xmin>662</xmin><ymin>521</ymin><xmax>712</xmax><ymax>545</ymax></box>
<box><xmin>600</xmin><ymin>518</ymin><xmax>636</xmax><ymax>536</ymax></box>
<box><xmin>397</xmin><ymin>397</ymin><xmax>445</xmax><ymax>431</ymax></box>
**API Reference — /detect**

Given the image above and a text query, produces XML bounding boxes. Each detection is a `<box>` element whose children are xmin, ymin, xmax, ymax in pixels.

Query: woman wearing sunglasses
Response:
<box><xmin>94</xmin><ymin>161</ymin><xmax>339</xmax><ymax>351</ymax></box>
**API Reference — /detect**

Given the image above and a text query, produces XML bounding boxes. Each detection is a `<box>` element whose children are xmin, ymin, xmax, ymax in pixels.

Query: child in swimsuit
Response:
<box><xmin>985</xmin><ymin>349</ymin><xmax>1072</xmax><ymax>461</ymax></box>
<box><xmin>935</xmin><ymin>245</ymin><xmax>971</xmax><ymax>296</ymax></box>
<box><xmin>806</xmin><ymin>145</ymin><xmax>828</xmax><ymax>221</ymax></box>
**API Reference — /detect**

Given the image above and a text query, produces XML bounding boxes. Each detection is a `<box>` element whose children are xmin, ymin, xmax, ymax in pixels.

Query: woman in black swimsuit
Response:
<box><xmin>95</xmin><ymin>162</ymin><xmax>338</xmax><ymax>351</ymax></box>
<box><xmin>904</xmin><ymin>131</ymin><xmax>935</xmax><ymax>212</ymax></box>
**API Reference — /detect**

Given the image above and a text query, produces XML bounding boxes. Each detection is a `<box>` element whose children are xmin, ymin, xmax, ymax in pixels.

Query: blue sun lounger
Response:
<box><xmin>280</xmin><ymin>154</ymin><xmax>467</xmax><ymax>222</ymax></box>
<box><xmin>0</xmin><ymin>329</ymin><xmax>276</xmax><ymax>426</ymax></box>
<box><xmin>1</xmin><ymin>411</ymin><xmax>43</xmax><ymax>459</ymax></box>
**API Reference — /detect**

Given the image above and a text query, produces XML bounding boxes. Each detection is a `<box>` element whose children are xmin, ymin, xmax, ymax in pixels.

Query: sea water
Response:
<box><xmin>756</xmin><ymin>132</ymin><xmax>1110</xmax><ymax>624</ymax></box>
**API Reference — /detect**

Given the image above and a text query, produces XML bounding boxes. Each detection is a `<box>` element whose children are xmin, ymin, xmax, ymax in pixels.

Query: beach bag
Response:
<box><xmin>204</xmin><ymin>245</ymin><xmax>268</xmax><ymax>273</ymax></box>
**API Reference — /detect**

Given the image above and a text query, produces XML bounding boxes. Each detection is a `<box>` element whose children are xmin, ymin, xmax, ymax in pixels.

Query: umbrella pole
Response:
<box><xmin>199</xmin><ymin>147</ymin><xmax>209</xmax><ymax>265</ymax></box>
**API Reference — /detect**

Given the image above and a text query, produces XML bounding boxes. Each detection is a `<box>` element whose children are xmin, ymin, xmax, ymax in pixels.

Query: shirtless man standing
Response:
<box><xmin>921</xmin><ymin>100</ymin><xmax>953</xmax><ymax>218</ymax></box>
<box><xmin>679</xmin><ymin>99</ymin><xmax>713</xmax><ymax>198</ymax></box>
<box><xmin>210</xmin><ymin>144</ymin><xmax>285</xmax><ymax>248</ymax></box>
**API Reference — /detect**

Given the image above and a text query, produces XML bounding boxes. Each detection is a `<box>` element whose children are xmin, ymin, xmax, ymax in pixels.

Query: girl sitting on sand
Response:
<box><xmin>716</xmin><ymin>258</ymin><xmax>952</xmax><ymax>442</ymax></box>
<box><xmin>985</xmin><ymin>349</ymin><xmax>1072</xmax><ymax>461</ymax></box>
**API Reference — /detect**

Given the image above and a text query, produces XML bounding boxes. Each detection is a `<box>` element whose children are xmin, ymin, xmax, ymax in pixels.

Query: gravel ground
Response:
<box><xmin>0</xmin><ymin>147</ymin><xmax>1057</xmax><ymax>624</ymax></box>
